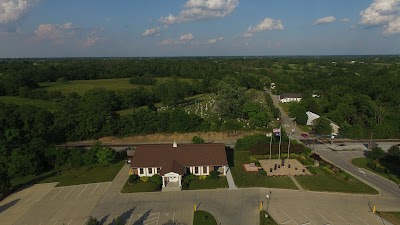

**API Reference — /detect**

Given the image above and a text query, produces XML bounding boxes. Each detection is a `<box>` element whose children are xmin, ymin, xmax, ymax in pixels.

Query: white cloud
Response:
<box><xmin>0</xmin><ymin>0</ymin><xmax>38</xmax><ymax>24</ymax></box>
<box><xmin>82</xmin><ymin>27</ymin><xmax>104</xmax><ymax>47</ymax></box>
<box><xmin>142</xmin><ymin>26</ymin><xmax>160</xmax><ymax>37</ymax></box>
<box><xmin>207</xmin><ymin>36</ymin><xmax>223</xmax><ymax>44</ymax></box>
<box><xmin>360</xmin><ymin>0</ymin><xmax>400</xmax><ymax>35</ymax></box>
<box><xmin>179</xmin><ymin>32</ymin><xmax>194</xmax><ymax>41</ymax></box>
<box><xmin>243</xmin><ymin>18</ymin><xmax>284</xmax><ymax>37</ymax></box>
<box><xmin>33</xmin><ymin>22</ymin><xmax>76</xmax><ymax>45</ymax></box>
<box><xmin>313</xmin><ymin>16</ymin><xmax>336</xmax><ymax>25</ymax></box>
<box><xmin>159</xmin><ymin>0</ymin><xmax>239</xmax><ymax>24</ymax></box>
<box><xmin>161</xmin><ymin>32</ymin><xmax>195</xmax><ymax>45</ymax></box>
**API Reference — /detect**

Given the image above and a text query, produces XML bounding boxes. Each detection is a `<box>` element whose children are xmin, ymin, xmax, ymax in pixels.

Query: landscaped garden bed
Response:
<box><xmin>183</xmin><ymin>171</ymin><xmax>228</xmax><ymax>190</ymax></box>
<box><xmin>121</xmin><ymin>174</ymin><xmax>162</xmax><ymax>193</ymax></box>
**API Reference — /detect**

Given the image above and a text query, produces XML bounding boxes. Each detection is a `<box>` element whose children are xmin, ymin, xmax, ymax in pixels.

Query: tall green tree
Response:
<box><xmin>313</xmin><ymin>117</ymin><xmax>332</xmax><ymax>136</ymax></box>
<box><xmin>217</xmin><ymin>77</ymin><xmax>246</xmax><ymax>118</ymax></box>
<box><xmin>0</xmin><ymin>162</ymin><xmax>11</xmax><ymax>198</ymax></box>
<box><xmin>96</xmin><ymin>147</ymin><xmax>116</xmax><ymax>166</ymax></box>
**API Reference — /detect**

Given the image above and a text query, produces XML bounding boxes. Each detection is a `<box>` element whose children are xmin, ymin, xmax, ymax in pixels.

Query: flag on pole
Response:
<box><xmin>273</xmin><ymin>128</ymin><xmax>281</xmax><ymax>136</ymax></box>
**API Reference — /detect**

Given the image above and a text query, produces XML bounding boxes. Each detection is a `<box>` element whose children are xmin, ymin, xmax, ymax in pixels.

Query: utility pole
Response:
<box><xmin>369</xmin><ymin>132</ymin><xmax>373</xmax><ymax>150</ymax></box>
<box><xmin>269</xmin><ymin>133</ymin><xmax>272</xmax><ymax>162</ymax></box>
<box><xmin>287</xmin><ymin>132</ymin><xmax>291</xmax><ymax>160</ymax></box>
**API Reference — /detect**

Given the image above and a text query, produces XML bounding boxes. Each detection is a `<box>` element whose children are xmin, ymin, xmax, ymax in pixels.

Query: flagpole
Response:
<box><xmin>287</xmin><ymin>132</ymin><xmax>291</xmax><ymax>160</ymax></box>
<box><xmin>269</xmin><ymin>133</ymin><xmax>272</xmax><ymax>162</ymax></box>
<box><xmin>278</xmin><ymin>126</ymin><xmax>282</xmax><ymax>164</ymax></box>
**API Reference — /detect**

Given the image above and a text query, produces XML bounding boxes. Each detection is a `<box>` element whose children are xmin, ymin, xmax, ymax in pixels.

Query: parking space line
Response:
<box><xmin>103</xmin><ymin>182</ymin><xmax>111</xmax><ymax>194</ymax></box>
<box><xmin>25</xmin><ymin>190</ymin><xmax>38</xmax><ymax>203</ymax></box>
<box><xmin>67</xmin><ymin>219</ymin><xmax>73</xmax><ymax>225</ymax></box>
<box><xmin>82</xmin><ymin>217</ymin><xmax>88</xmax><ymax>225</ymax></box>
<box><xmin>282</xmin><ymin>210</ymin><xmax>298</xmax><ymax>225</ymax></box>
<box><xmin>76</xmin><ymin>185</ymin><xmax>88</xmax><ymax>198</ymax></box>
<box><xmin>20</xmin><ymin>190</ymin><xmax>30</xmax><ymax>198</ymax></box>
<box><xmin>128</xmin><ymin>214</ymin><xmax>133</xmax><ymax>224</ymax></box>
<box><xmin>51</xmin><ymin>188</ymin><xmax>65</xmax><ymax>200</ymax></box>
<box><xmin>53</xmin><ymin>220</ymin><xmax>58</xmax><ymax>225</ymax></box>
<box><xmin>334</xmin><ymin>212</ymin><xmax>351</xmax><ymax>225</ymax></box>
<box><xmin>281</xmin><ymin>220</ymin><xmax>292</xmax><ymax>224</ymax></box>
<box><xmin>35</xmin><ymin>188</ymin><xmax>54</xmax><ymax>202</ymax></box>
<box><xmin>298</xmin><ymin>210</ymin><xmax>314</xmax><ymax>224</ymax></box>
<box><xmin>172</xmin><ymin>212</ymin><xmax>175</xmax><ymax>222</ymax></box>
<box><xmin>352</xmin><ymin>213</ymin><xmax>369</xmax><ymax>225</ymax></box>
<box><xmin>64</xmin><ymin>186</ymin><xmax>77</xmax><ymax>199</ymax></box>
<box><xmin>90</xmin><ymin>183</ymin><xmax>100</xmax><ymax>196</ymax></box>
<box><xmin>315</xmin><ymin>210</ymin><xmax>332</xmax><ymax>225</ymax></box>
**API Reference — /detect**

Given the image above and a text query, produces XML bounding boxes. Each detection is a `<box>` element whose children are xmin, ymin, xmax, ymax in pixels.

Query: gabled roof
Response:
<box><xmin>159</xmin><ymin>160</ymin><xmax>184</xmax><ymax>176</ymax></box>
<box><xmin>280</xmin><ymin>93</ymin><xmax>302</xmax><ymax>99</ymax></box>
<box><xmin>130</xmin><ymin>143</ymin><xmax>228</xmax><ymax>169</ymax></box>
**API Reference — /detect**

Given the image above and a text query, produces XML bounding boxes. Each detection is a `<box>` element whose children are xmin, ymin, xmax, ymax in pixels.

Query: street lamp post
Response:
<box><xmin>266</xmin><ymin>191</ymin><xmax>272</xmax><ymax>216</ymax></box>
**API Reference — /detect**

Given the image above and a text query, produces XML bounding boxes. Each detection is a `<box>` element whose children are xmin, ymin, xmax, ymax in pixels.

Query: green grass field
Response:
<box><xmin>121</xmin><ymin>179</ymin><xmax>161</xmax><ymax>193</ymax></box>
<box><xmin>193</xmin><ymin>210</ymin><xmax>218</xmax><ymax>225</ymax></box>
<box><xmin>295</xmin><ymin>167</ymin><xmax>378</xmax><ymax>194</ymax></box>
<box><xmin>11</xmin><ymin>161</ymin><xmax>125</xmax><ymax>188</ymax></box>
<box><xmin>186</xmin><ymin>177</ymin><xmax>228</xmax><ymax>190</ymax></box>
<box><xmin>352</xmin><ymin>158</ymin><xmax>400</xmax><ymax>184</ymax></box>
<box><xmin>229</xmin><ymin>151</ymin><xmax>297</xmax><ymax>189</ymax></box>
<box><xmin>0</xmin><ymin>96</ymin><xmax>58</xmax><ymax>112</ymax></box>
<box><xmin>39</xmin><ymin>78</ymin><xmax>149</xmax><ymax>95</ymax></box>
<box><xmin>40</xmin><ymin>77</ymin><xmax>200</xmax><ymax>95</ymax></box>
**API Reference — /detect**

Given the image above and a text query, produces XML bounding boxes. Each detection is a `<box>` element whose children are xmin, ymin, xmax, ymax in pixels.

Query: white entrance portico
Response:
<box><xmin>162</xmin><ymin>172</ymin><xmax>182</xmax><ymax>187</ymax></box>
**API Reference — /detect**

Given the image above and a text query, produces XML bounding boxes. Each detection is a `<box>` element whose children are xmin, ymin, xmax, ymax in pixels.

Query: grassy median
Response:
<box><xmin>193</xmin><ymin>210</ymin><xmax>218</xmax><ymax>225</ymax></box>
<box><xmin>295</xmin><ymin>167</ymin><xmax>378</xmax><ymax>194</ymax></box>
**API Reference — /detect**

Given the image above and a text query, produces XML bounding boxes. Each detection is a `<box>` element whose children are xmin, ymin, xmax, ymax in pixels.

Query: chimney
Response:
<box><xmin>173</xmin><ymin>140</ymin><xmax>177</xmax><ymax>148</ymax></box>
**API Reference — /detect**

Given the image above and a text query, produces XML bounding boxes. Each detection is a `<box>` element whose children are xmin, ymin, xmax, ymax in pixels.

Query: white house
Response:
<box><xmin>130</xmin><ymin>142</ymin><xmax>228</xmax><ymax>191</ymax></box>
<box><xmin>279</xmin><ymin>93</ymin><xmax>302</xmax><ymax>103</ymax></box>
<box><xmin>306</xmin><ymin>111</ymin><xmax>340</xmax><ymax>136</ymax></box>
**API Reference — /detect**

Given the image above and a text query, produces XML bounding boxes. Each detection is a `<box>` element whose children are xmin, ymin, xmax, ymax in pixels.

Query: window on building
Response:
<box><xmin>157</xmin><ymin>168</ymin><xmax>160</xmax><ymax>174</ymax></box>
<box><xmin>139</xmin><ymin>168</ymin><xmax>144</xmax><ymax>175</ymax></box>
<box><xmin>203</xmin><ymin>166</ymin><xmax>207</xmax><ymax>174</ymax></box>
<box><xmin>194</xmin><ymin>167</ymin><xmax>199</xmax><ymax>174</ymax></box>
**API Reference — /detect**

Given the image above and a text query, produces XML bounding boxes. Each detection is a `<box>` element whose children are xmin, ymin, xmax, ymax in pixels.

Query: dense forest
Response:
<box><xmin>0</xmin><ymin>56</ymin><xmax>399</xmax><ymax>195</ymax></box>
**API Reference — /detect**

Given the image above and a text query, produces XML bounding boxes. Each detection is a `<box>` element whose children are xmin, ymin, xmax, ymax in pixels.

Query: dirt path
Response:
<box><xmin>97</xmin><ymin>131</ymin><xmax>262</xmax><ymax>145</ymax></box>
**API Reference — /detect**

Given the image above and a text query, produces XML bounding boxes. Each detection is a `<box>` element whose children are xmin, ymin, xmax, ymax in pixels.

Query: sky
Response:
<box><xmin>0</xmin><ymin>0</ymin><xmax>399</xmax><ymax>57</ymax></box>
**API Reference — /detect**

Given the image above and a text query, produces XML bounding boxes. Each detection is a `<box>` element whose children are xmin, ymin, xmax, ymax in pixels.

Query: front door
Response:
<box><xmin>169</xmin><ymin>176</ymin><xmax>179</xmax><ymax>182</ymax></box>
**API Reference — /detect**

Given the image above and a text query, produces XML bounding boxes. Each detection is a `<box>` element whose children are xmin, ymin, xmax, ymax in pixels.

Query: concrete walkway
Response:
<box><xmin>226</xmin><ymin>167</ymin><xmax>238</xmax><ymax>190</ymax></box>
<box><xmin>289</xmin><ymin>175</ymin><xmax>304</xmax><ymax>191</ymax></box>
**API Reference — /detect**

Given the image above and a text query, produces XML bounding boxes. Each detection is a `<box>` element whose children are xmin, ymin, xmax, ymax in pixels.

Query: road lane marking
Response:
<box><xmin>282</xmin><ymin>209</ymin><xmax>298</xmax><ymax>225</ymax></box>
<box><xmin>352</xmin><ymin>213</ymin><xmax>369</xmax><ymax>225</ymax></box>
<box><xmin>315</xmin><ymin>210</ymin><xmax>332</xmax><ymax>225</ymax></box>
<box><xmin>298</xmin><ymin>210</ymin><xmax>314</xmax><ymax>224</ymax></box>
<box><xmin>357</xmin><ymin>168</ymin><xmax>367</xmax><ymax>176</ymax></box>
<box><xmin>334</xmin><ymin>212</ymin><xmax>351</xmax><ymax>225</ymax></box>
<box><xmin>128</xmin><ymin>214</ymin><xmax>133</xmax><ymax>224</ymax></box>
<box><xmin>90</xmin><ymin>183</ymin><xmax>100</xmax><ymax>196</ymax></box>
<box><xmin>64</xmin><ymin>186</ymin><xmax>76</xmax><ymax>199</ymax></box>
<box><xmin>24</xmin><ymin>190</ymin><xmax>38</xmax><ymax>203</ymax></box>
<box><xmin>67</xmin><ymin>219</ymin><xmax>73</xmax><ymax>225</ymax></box>
<box><xmin>53</xmin><ymin>221</ymin><xmax>58</xmax><ymax>225</ymax></box>
<box><xmin>51</xmin><ymin>188</ymin><xmax>65</xmax><ymax>200</ymax></box>
<box><xmin>103</xmin><ymin>182</ymin><xmax>111</xmax><ymax>194</ymax></box>
<box><xmin>76</xmin><ymin>185</ymin><xmax>88</xmax><ymax>198</ymax></box>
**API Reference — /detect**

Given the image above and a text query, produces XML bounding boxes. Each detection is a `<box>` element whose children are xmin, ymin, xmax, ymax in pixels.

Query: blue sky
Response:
<box><xmin>0</xmin><ymin>0</ymin><xmax>399</xmax><ymax>57</ymax></box>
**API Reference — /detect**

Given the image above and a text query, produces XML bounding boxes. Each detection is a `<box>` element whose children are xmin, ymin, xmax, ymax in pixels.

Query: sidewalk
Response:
<box><xmin>226</xmin><ymin>167</ymin><xmax>238</xmax><ymax>190</ymax></box>
<box><xmin>108</xmin><ymin>164</ymin><xmax>131</xmax><ymax>193</ymax></box>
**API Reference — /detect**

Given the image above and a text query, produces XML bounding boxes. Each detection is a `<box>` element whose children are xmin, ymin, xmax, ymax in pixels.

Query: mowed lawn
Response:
<box><xmin>187</xmin><ymin>177</ymin><xmax>228</xmax><ymax>190</ymax></box>
<box><xmin>40</xmin><ymin>78</ymin><xmax>149</xmax><ymax>95</ymax></box>
<box><xmin>193</xmin><ymin>210</ymin><xmax>218</xmax><ymax>225</ymax></box>
<box><xmin>295</xmin><ymin>167</ymin><xmax>378</xmax><ymax>194</ymax></box>
<box><xmin>352</xmin><ymin>158</ymin><xmax>400</xmax><ymax>184</ymax></box>
<box><xmin>229</xmin><ymin>151</ymin><xmax>297</xmax><ymax>189</ymax></box>
<box><xmin>121</xmin><ymin>179</ymin><xmax>161</xmax><ymax>193</ymax></box>
<box><xmin>0</xmin><ymin>96</ymin><xmax>58</xmax><ymax>112</ymax></box>
<box><xmin>39</xmin><ymin>161</ymin><xmax>125</xmax><ymax>186</ymax></box>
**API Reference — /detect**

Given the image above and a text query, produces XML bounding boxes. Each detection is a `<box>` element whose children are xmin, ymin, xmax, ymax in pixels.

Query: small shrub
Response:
<box><xmin>191</xmin><ymin>136</ymin><xmax>205</xmax><ymax>144</ymax></box>
<box><xmin>199</xmin><ymin>175</ymin><xmax>208</xmax><ymax>180</ymax></box>
<box><xmin>338</xmin><ymin>172</ymin><xmax>350</xmax><ymax>181</ymax></box>
<box><xmin>149</xmin><ymin>174</ymin><xmax>162</xmax><ymax>185</ymax></box>
<box><xmin>249</xmin><ymin>156</ymin><xmax>258</xmax><ymax>163</ymax></box>
<box><xmin>209</xmin><ymin>170</ymin><xmax>220</xmax><ymax>179</ymax></box>
<box><xmin>321</xmin><ymin>166</ymin><xmax>335</xmax><ymax>176</ymax></box>
<box><xmin>140</xmin><ymin>176</ymin><xmax>149</xmax><ymax>182</ymax></box>
<box><xmin>183</xmin><ymin>172</ymin><xmax>196</xmax><ymax>185</ymax></box>
<box><xmin>258</xmin><ymin>169</ymin><xmax>267</xmax><ymax>176</ymax></box>
<box><xmin>128</xmin><ymin>174</ymin><xmax>139</xmax><ymax>184</ymax></box>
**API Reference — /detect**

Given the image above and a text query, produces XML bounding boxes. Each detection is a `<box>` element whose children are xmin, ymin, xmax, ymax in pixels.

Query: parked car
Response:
<box><xmin>301</xmin><ymin>133</ymin><xmax>309</xmax><ymax>138</ymax></box>
<box><xmin>126</xmin><ymin>157</ymin><xmax>132</xmax><ymax>164</ymax></box>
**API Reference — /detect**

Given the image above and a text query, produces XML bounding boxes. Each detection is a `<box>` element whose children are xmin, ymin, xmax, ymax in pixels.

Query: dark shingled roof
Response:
<box><xmin>159</xmin><ymin>160</ymin><xmax>185</xmax><ymax>175</ymax></box>
<box><xmin>280</xmin><ymin>93</ymin><xmax>302</xmax><ymax>99</ymax></box>
<box><xmin>130</xmin><ymin>144</ymin><xmax>228</xmax><ymax>171</ymax></box>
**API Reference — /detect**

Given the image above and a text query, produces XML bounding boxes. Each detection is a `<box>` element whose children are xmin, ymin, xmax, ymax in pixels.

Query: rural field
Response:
<box><xmin>0</xmin><ymin>96</ymin><xmax>58</xmax><ymax>112</ymax></box>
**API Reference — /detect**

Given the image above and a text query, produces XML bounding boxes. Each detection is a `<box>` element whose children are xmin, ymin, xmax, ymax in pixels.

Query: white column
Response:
<box><xmin>178</xmin><ymin>176</ymin><xmax>182</xmax><ymax>187</ymax></box>
<box><xmin>137</xmin><ymin>168</ymin><xmax>141</xmax><ymax>176</ymax></box>
<box><xmin>223</xmin><ymin>166</ymin><xmax>226</xmax><ymax>175</ymax></box>
<box><xmin>206</xmin><ymin>166</ymin><xmax>209</xmax><ymax>175</ymax></box>
<box><xmin>162</xmin><ymin>176</ymin><xmax>165</xmax><ymax>187</ymax></box>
